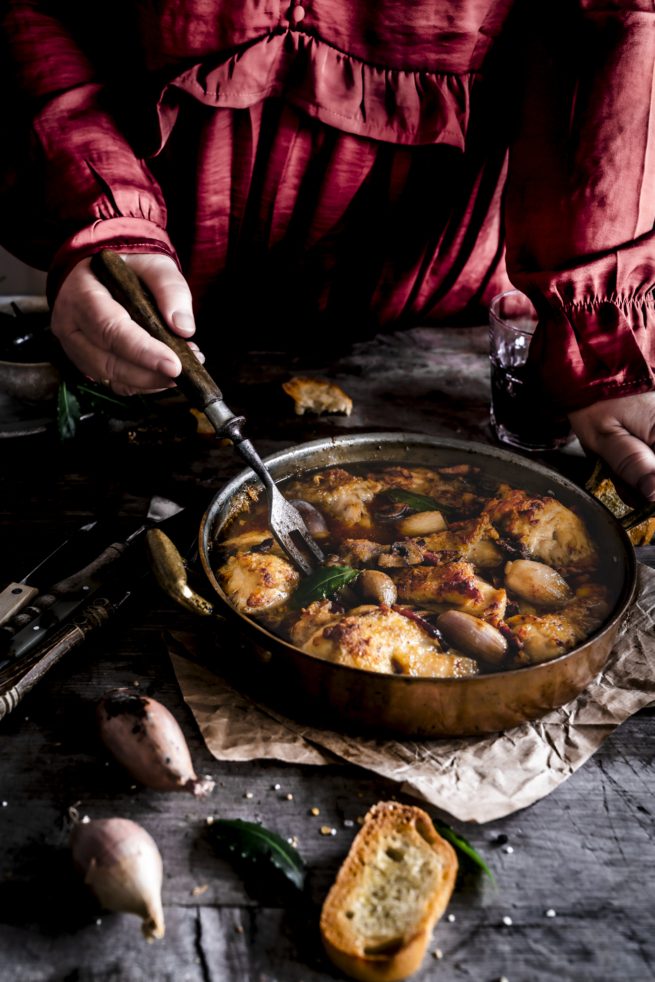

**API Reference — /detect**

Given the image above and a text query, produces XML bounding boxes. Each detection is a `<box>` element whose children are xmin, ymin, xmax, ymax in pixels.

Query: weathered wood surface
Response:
<box><xmin>0</xmin><ymin>327</ymin><xmax>653</xmax><ymax>982</ymax></box>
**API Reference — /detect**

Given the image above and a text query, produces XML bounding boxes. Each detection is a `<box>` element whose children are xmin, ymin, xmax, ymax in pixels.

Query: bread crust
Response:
<box><xmin>320</xmin><ymin>801</ymin><xmax>458</xmax><ymax>982</ymax></box>
<box><xmin>282</xmin><ymin>376</ymin><xmax>353</xmax><ymax>416</ymax></box>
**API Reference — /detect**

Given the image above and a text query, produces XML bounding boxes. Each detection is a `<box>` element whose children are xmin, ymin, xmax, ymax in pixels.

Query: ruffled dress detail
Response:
<box><xmin>156</xmin><ymin>29</ymin><xmax>476</xmax><ymax>150</ymax></box>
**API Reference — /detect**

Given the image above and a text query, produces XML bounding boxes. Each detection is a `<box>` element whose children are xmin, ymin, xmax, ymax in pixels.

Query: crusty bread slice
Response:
<box><xmin>320</xmin><ymin>801</ymin><xmax>458</xmax><ymax>982</ymax></box>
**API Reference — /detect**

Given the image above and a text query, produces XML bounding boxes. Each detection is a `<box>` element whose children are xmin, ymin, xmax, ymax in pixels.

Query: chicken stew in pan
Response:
<box><xmin>214</xmin><ymin>464</ymin><xmax>612</xmax><ymax>677</ymax></box>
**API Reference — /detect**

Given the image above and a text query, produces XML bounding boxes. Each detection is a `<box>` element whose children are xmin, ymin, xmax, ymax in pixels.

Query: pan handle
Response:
<box><xmin>146</xmin><ymin>529</ymin><xmax>215</xmax><ymax>617</ymax></box>
<box><xmin>620</xmin><ymin>502</ymin><xmax>655</xmax><ymax>534</ymax></box>
<box><xmin>586</xmin><ymin>458</ymin><xmax>655</xmax><ymax>536</ymax></box>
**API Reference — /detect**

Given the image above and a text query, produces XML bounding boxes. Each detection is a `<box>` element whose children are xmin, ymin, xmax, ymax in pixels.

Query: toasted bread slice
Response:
<box><xmin>282</xmin><ymin>376</ymin><xmax>353</xmax><ymax>416</ymax></box>
<box><xmin>320</xmin><ymin>802</ymin><xmax>457</xmax><ymax>982</ymax></box>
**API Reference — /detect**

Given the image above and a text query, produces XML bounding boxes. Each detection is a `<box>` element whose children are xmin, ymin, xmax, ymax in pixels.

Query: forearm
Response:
<box><xmin>504</xmin><ymin>0</ymin><xmax>655</xmax><ymax>411</ymax></box>
<box><xmin>0</xmin><ymin>1</ymin><xmax>177</xmax><ymax>299</ymax></box>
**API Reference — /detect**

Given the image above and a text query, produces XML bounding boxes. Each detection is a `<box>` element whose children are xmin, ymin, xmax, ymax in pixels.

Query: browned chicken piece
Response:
<box><xmin>420</xmin><ymin>514</ymin><xmax>503</xmax><ymax>568</ymax></box>
<box><xmin>288</xmin><ymin>599</ymin><xmax>344</xmax><ymax>646</ymax></box>
<box><xmin>484</xmin><ymin>485</ymin><xmax>597</xmax><ymax>571</ymax></box>
<box><xmin>507</xmin><ymin>585</ymin><xmax>611</xmax><ymax>665</ymax></box>
<box><xmin>284</xmin><ymin>468</ymin><xmax>384</xmax><ymax>531</ymax></box>
<box><xmin>297</xmin><ymin>604</ymin><xmax>479</xmax><ymax>677</ymax></box>
<box><xmin>336</xmin><ymin>537</ymin><xmax>426</xmax><ymax>569</ymax></box>
<box><xmin>336</xmin><ymin>539</ymin><xmax>390</xmax><ymax>567</ymax></box>
<box><xmin>377</xmin><ymin>541</ymin><xmax>429</xmax><ymax>568</ymax></box>
<box><xmin>393</xmin><ymin>560</ymin><xmax>507</xmax><ymax>623</ymax></box>
<box><xmin>217</xmin><ymin>552</ymin><xmax>299</xmax><ymax>615</ymax></box>
<box><xmin>337</xmin><ymin>516</ymin><xmax>501</xmax><ymax>570</ymax></box>
<box><xmin>372</xmin><ymin>465</ymin><xmax>482</xmax><ymax>514</ymax></box>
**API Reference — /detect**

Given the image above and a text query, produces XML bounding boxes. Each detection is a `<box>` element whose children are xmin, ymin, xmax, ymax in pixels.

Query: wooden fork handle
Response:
<box><xmin>90</xmin><ymin>251</ymin><xmax>246</xmax><ymax>442</ymax></box>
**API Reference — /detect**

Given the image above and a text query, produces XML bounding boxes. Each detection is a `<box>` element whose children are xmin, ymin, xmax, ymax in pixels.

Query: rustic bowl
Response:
<box><xmin>0</xmin><ymin>295</ymin><xmax>60</xmax><ymax>402</ymax></box>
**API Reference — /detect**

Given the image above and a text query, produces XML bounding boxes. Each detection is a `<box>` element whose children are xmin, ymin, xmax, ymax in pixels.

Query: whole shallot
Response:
<box><xmin>98</xmin><ymin>688</ymin><xmax>214</xmax><ymax>796</ymax></box>
<box><xmin>71</xmin><ymin>814</ymin><xmax>165</xmax><ymax>941</ymax></box>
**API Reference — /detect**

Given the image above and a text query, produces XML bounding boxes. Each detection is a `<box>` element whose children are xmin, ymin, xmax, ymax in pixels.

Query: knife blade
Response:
<box><xmin>0</xmin><ymin>521</ymin><xmax>98</xmax><ymax>627</ymax></box>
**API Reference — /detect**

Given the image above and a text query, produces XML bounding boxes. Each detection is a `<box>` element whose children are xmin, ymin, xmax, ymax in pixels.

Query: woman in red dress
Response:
<box><xmin>1</xmin><ymin>1</ymin><xmax>655</xmax><ymax>495</ymax></box>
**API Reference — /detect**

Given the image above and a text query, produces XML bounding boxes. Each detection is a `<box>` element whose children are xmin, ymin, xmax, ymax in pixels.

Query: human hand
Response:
<box><xmin>569</xmin><ymin>392</ymin><xmax>655</xmax><ymax>501</ymax></box>
<box><xmin>51</xmin><ymin>253</ymin><xmax>204</xmax><ymax>396</ymax></box>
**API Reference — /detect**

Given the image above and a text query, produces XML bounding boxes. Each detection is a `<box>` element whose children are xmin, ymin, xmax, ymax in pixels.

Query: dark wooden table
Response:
<box><xmin>1</xmin><ymin>327</ymin><xmax>654</xmax><ymax>982</ymax></box>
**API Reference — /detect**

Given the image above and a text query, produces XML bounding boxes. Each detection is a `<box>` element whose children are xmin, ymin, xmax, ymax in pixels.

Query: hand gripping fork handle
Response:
<box><xmin>90</xmin><ymin>251</ymin><xmax>324</xmax><ymax>575</ymax></box>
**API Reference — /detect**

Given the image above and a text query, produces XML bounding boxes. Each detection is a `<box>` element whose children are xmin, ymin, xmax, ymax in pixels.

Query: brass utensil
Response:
<box><xmin>90</xmin><ymin>250</ymin><xmax>324</xmax><ymax>576</ymax></box>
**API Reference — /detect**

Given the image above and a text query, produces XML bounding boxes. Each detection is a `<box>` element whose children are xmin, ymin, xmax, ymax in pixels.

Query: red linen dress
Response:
<box><xmin>1</xmin><ymin>0</ymin><xmax>654</xmax><ymax>410</ymax></box>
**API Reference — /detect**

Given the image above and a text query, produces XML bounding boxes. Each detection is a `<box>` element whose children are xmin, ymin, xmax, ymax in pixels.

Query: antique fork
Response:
<box><xmin>90</xmin><ymin>250</ymin><xmax>324</xmax><ymax>575</ymax></box>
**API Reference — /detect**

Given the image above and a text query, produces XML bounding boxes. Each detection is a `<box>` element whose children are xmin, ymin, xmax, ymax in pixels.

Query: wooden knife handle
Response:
<box><xmin>0</xmin><ymin>599</ymin><xmax>113</xmax><ymax>722</ymax></box>
<box><xmin>90</xmin><ymin>250</ymin><xmax>221</xmax><ymax>410</ymax></box>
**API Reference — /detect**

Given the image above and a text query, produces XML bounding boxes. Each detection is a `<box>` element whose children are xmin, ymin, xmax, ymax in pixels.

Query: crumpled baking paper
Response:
<box><xmin>167</xmin><ymin>564</ymin><xmax>655</xmax><ymax>823</ymax></box>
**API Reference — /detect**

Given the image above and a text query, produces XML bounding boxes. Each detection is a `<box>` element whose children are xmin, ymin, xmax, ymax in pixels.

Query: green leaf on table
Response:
<box><xmin>291</xmin><ymin>565</ymin><xmax>361</xmax><ymax>609</ymax></box>
<box><xmin>57</xmin><ymin>381</ymin><xmax>81</xmax><ymax>441</ymax></box>
<box><xmin>76</xmin><ymin>382</ymin><xmax>148</xmax><ymax>418</ymax></box>
<box><xmin>435</xmin><ymin>821</ymin><xmax>494</xmax><ymax>880</ymax></box>
<box><xmin>388</xmin><ymin>488</ymin><xmax>442</xmax><ymax>513</ymax></box>
<box><xmin>209</xmin><ymin>818</ymin><xmax>306</xmax><ymax>891</ymax></box>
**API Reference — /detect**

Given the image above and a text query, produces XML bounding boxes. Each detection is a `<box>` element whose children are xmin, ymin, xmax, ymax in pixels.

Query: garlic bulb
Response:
<box><xmin>71</xmin><ymin>816</ymin><xmax>165</xmax><ymax>941</ymax></box>
<box><xmin>98</xmin><ymin>689</ymin><xmax>214</xmax><ymax>796</ymax></box>
<box><xmin>396</xmin><ymin>510</ymin><xmax>446</xmax><ymax>537</ymax></box>
<box><xmin>505</xmin><ymin>560</ymin><xmax>572</xmax><ymax>608</ymax></box>
<box><xmin>357</xmin><ymin>569</ymin><xmax>398</xmax><ymax>605</ymax></box>
<box><xmin>436</xmin><ymin>610</ymin><xmax>507</xmax><ymax>665</ymax></box>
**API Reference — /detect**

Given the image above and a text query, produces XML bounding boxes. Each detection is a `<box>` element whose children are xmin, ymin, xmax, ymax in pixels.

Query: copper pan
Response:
<box><xmin>153</xmin><ymin>433</ymin><xmax>640</xmax><ymax>738</ymax></box>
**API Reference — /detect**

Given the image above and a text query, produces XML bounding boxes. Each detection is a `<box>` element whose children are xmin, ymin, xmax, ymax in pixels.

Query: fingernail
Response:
<box><xmin>172</xmin><ymin>311</ymin><xmax>195</xmax><ymax>335</ymax></box>
<box><xmin>157</xmin><ymin>357</ymin><xmax>180</xmax><ymax>377</ymax></box>
<box><xmin>637</xmin><ymin>473</ymin><xmax>655</xmax><ymax>501</ymax></box>
<box><xmin>188</xmin><ymin>343</ymin><xmax>205</xmax><ymax>363</ymax></box>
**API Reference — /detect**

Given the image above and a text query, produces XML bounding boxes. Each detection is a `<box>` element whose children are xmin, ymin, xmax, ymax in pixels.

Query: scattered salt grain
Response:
<box><xmin>244</xmin><ymin>792</ymin><xmax>254</xmax><ymax>800</ymax></box>
<box><xmin>191</xmin><ymin>884</ymin><xmax>208</xmax><ymax>897</ymax></box>
<box><xmin>96</xmin><ymin>918</ymin><xmax>102</xmax><ymax>926</ymax></box>
<box><xmin>343</xmin><ymin>819</ymin><xmax>355</xmax><ymax>828</ymax></box>
<box><xmin>1</xmin><ymin>802</ymin><xmax>7</xmax><ymax>808</ymax></box>
<box><xmin>206</xmin><ymin>816</ymin><xmax>214</xmax><ymax>826</ymax></box>
<box><xmin>272</xmin><ymin>783</ymin><xmax>281</xmax><ymax>791</ymax></box>
<box><xmin>545</xmin><ymin>908</ymin><xmax>557</xmax><ymax>918</ymax></box>
<box><xmin>503</xmin><ymin>845</ymin><xmax>514</xmax><ymax>855</ymax></box>
<box><xmin>447</xmin><ymin>914</ymin><xmax>456</xmax><ymax>923</ymax></box>
<box><xmin>432</xmin><ymin>948</ymin><xmax>444</xmax><ymax>960</ymax></box>
<box><xmin>502</xmin><ymin>916</ymin><xmax>513</xmax><ymax>927</ymax></box>
<box><xmin>285</xmin><ymin>793</ymin><xmax>294</xmax><ymax>801</ymax></box>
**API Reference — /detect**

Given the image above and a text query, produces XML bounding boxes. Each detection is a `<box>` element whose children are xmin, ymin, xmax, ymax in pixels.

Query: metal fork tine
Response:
<box><xmin>268</xmin><ymin>486</ymin><xmax>324</xmax><ymax>575</ymax></box>
<box><xmin>233</xmin><ymin>440</ymin><xmax>325</xmax><ymax>574</ymax></box>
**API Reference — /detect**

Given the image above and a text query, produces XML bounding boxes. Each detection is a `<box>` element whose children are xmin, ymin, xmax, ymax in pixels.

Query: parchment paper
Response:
<box><xmin>168</xmin><ymin>564</ymin><xmax>655</xmax><ymax>823</ymax></box>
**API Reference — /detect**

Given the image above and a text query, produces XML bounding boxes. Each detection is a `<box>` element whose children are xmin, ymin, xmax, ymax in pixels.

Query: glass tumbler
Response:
<box><xmin>488</xmin><ymin>290</ymin><xmax>573</xmax><ymax>452</ymax></box>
